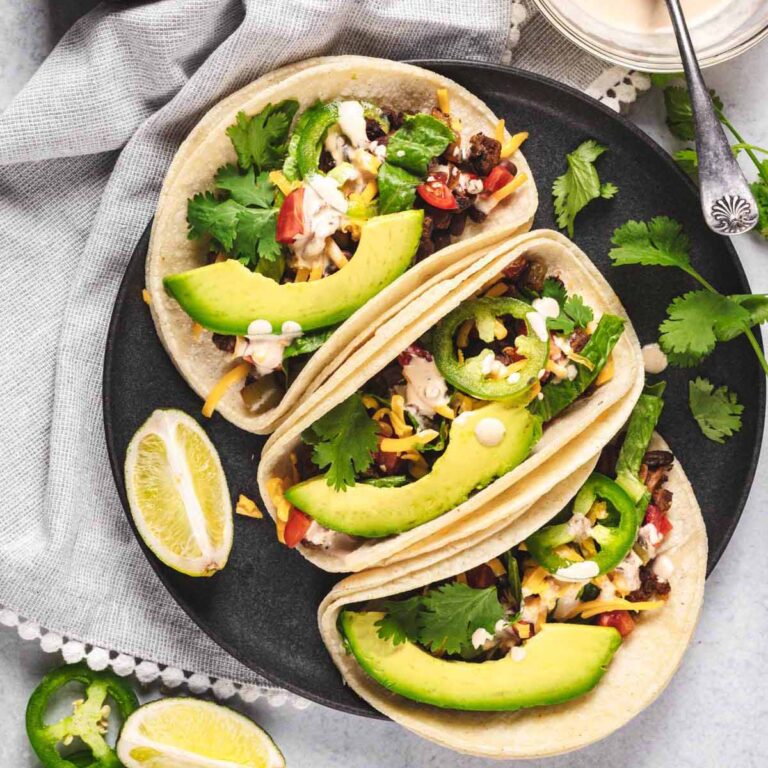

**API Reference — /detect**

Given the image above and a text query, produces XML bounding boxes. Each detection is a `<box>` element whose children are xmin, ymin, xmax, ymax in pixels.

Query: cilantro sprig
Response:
<box><xmin>541</xmin><ymin>277</ymin><xmax>593</xmax><ymax>335</ymax></box>
<box><xmin>301</xmin><ymin>393</ymin><xmax>378</xmax><ymax>491</ymax></box>
<box><xmin>609</xmin><ymin>216</ymin><xmax>766</xmax><ymax>441</ymax></box>
<box><xmin>552</xmin><ymin>140</ymin><xmax>618</xmax><ymax>237</ymax></box>
<box><xmin>375</xmin><ymin>582</ymin><xmax>505</xmax><ymax>655</ymax></box>
<box><xmin>689</xmin><ymin>378</ymin><xmax>744</xmax><ymax>444</ymax></box>
<box><xmin>187</xmin><ymin>100</ymin><xmax>298</xmax><ymax>271</ymax></box>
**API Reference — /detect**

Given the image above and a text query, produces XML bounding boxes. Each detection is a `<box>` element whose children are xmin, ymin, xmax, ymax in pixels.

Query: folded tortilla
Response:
<box><xmin>147</xmin><ymin>56</ymin><xmax>538</xmax><ymax>434</ymax></box>
<box><xmin>258</xmin><ymin>229</ymin><xmax>644</xmax><ymax>572</ymax></box>
<box><xmin>319</xmin><ymin>433</ymin><xmax>706</xmax><ymax>758</ymax></box>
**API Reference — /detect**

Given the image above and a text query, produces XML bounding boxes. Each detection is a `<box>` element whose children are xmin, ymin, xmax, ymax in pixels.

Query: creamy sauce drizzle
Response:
<box><xmin>642</xmin><ymin>343</ymin><xmax>669</xmax><ymax>374</ymax></box>
<box><xmin>403</xmin><ymin>356</ymin><xmax>450</xmax><ymax>418</ymax></box>
<box><xmin>474</xmin><ymin>417</ymin><xmax>506</xmax><ymax>447</ymax></box>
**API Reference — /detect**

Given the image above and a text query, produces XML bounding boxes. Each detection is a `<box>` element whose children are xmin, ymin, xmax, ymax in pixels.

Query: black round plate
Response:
<box><xmin>104</xmin><ymin>61</ymin><xmax>764</xmax><ymax>718</ymax></box>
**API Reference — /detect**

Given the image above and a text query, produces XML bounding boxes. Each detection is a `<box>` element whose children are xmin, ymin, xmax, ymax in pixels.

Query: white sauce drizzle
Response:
<box><xmin>402</xmin><ymin>356</ymin><xmax>450</xmax><ymax>418</ymax></box>
<box><xmin>652</xmin><ymin>554</ymin><xmax>675</xmax><ymax>582</ymax></box>
<box><xmin>642</xmin><ymin>343</ymin><xmax>669</xmax><ymax>374</ymax></box>
<box><xmin>532</xmin><ymin>297</ymin><xmax>560</xmax><ymax>319</ymax></box>
<box><xmin>474</xmin><ymin>417</ymin><xmax>506</xmax><ymax>447</ymax></box>
<box><xmin>243</xmin><ymin>319</ymin><xmax>302</xmax><ymax>377</ymax></box>
<box><xmin>555</xmin><ymin>560</ymin><xmax>600</xmax><ymax>581</ymax></box>
<box><xmin>526</xmin><ymin>311</ymin><xmax>549</xmax><ymax>342</ymax></box>
<box><xmin>337</xmin><ymin>101</ymin><xmax>369</xmax><ymax>148</ymax></box>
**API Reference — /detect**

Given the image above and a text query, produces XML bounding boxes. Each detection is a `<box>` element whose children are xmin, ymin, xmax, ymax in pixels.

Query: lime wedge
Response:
<box><xmin>125</xmin><ymin>409</ymin><xmax>232</xmax><ymax>577</ymax></box>
<box><xmin>116</xmin><ymin>698</ymin><xmax>284</xmax><ymax>768</ymax></box>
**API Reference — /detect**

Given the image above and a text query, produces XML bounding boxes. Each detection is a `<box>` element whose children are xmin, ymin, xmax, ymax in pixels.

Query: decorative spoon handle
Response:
<box><xmin>665</xmin><ymin>0</ymin><xmax>759</xmax><ymax>235</ymax></box>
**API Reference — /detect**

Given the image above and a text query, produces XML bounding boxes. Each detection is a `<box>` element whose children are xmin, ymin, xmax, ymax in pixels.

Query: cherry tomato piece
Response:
<box><xmin>284</xmin><ymin>507</ymin><xmax>312</xmax><ymax>548</ymax></box>
<box><xmin>417</xmin><ymin>180</ymin><xmax>458</xmax><ymax>210</ymax></box>
<box><xmin>644</xmin><ymin>504</ymin><xmax>673</xmax><ymax>537</ymax></box>
<box><xmin>597</xmin><ymin>610</ymin><xmax>635</xmax><ymax>638</ymax></box>
<box><xmin>276</xmin><ymin>187</ymin><xmax>305</xmax><ymax>244</ymax></box>
<box><xmin>483</xmin><ymin>165</ymin><xmax>514</xmax><ymax>194</ymax></box>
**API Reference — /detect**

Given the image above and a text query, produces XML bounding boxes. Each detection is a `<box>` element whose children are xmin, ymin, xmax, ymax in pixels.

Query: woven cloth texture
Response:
<box><xmin>0</xmin><ymin>0</ymin><xmax>627</xmax><ymax>690</ymax></box>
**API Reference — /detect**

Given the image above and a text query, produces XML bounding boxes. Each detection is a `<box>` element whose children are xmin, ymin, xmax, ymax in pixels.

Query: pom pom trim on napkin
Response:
<box><xmin>0</xmin><ymin>604</ymin><xmax>311</xmax><ymax>709</ymax></box>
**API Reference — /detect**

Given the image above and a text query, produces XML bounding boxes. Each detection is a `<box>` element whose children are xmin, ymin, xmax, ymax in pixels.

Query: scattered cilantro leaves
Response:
<box><xmin>689</xmin><ymin>378</ymin><xmax>743</xmax><ymax>443</ymax></box>
<box><xmin>752</xmin><ymin>174</ymin><xmax>768</xmax><ymax>238</ymax></box>
<box><xmin>663</xmin><ymin>86</ymin><xmax>724</xmax><ymax>141</ymax></box>
<box><xmin>302</xmin><ymin>393</ymin><xmax>378</xmax><ymax>491</ymax></box>
<box><xmin>187</xmin><ymin>193</ymin><xmax>242</xmax><ymax>250</ymax></box>
<box><xmin>609</xmin><ymin>217</ymin><xmax>692</xmax><ymax>271</ymax></box>
<box><xmin>215</xmin><ymin>165</ymin><xmax>275</xmax><ymax>208</ymax></box>
<box><xmin>552</xmin><ymin>140</ymin><xmax>617</xmax><ymax>237</ymax></box>
<box><xmin>546</xmin><ymin>291</ymin><xmax>593</xmax><ymax>335</ymax></box>
<box><xmin>226</xmin><ymin>100</ymin><xmax>299</xmax><ymax>172</ymax></box>
<box><xmin>541</xmin><ymin>277</ymin><xmax>567</xmax><ymax>306</ymax></box>
<box><xmin>418</xmin><ymin>583</ymin><xmax>504</xmax><ymax>655</ymax></box>
<box><xmin>375</xmin><ymin>597</ymin><xmax>422</xmax><ymax>646</ymax></box>
<box><xmin>659</xmin><ymin>290</ymin><xmax>751</xmax><ymax>366</ymax></box>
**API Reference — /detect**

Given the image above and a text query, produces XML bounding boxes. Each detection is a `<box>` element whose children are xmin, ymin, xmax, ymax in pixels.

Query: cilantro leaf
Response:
<box><xmin>226</xmin><ymin>100</ymin><xmax>299</xmax><ymax>172</ymax></box>
<box><xmin>609</xmin><ymin>217</ymin><xmax>692</xmax><ymax>270</ymax></box>
<box><xmin>375</xmin><ymin>597</ymin><xmax>422</xmax><ymax>646</ymax></box>
<box><xmin>386</xmin><ymin>114</ymin><xmax>456</xmax><ymax>177</ymax></box>
<box><xmin>417</xmin><ymin>582</ymin><xmax>504</xmax><ymax>655</ymax></box>
<box><xmin>377</xmin><ymin>162</ymin><xmax>420</xmax><ymax>214</ymax></box>
<box><xmin>664</xmin><ymin>86</ymin><xmax>723</xmax><ymax>141</ymax></box>
<box><xmin>751</xmin><ymin>177</ymin><xmax>768</xmax><ymax>238</ymax></box>
<box><xmin>284</xmin><ymin>325</ymin><xmax>339</xmax><ymax>360</ymax></box>
<box><xmin>541</xmin><ymin>277</ymin><xmax>566</xmax><ymax>306</ymax></box>
<box><xmin>674</xmin><ymin>148</ymin><xmax>699</xmax><ymax>178</ymax></box>
<box><xmin>729</xmin><ymin>294</ymin><xmax>768</xmax><ymax>328</ymax></box>
<box><xmin>563</xmin><ymin>294</ymin><xmax>593</xmax><ymax>328</ymax></box>
<box><xmin>689</xmin><ymin>377</ymin><xmax>743</xmax><ymax>443</ymax></box>
<box><xmin>302</xmin><ymin>393</ymin><xmax>378</xmax><ymax>491</ymax></box>
<box><xmin>215</xmin><ymin>165</ymin><xmax>275</xmax><ymax>208</ymax></box>
<box><xmin>659</xmin><ymin>290</ymin><xmax>751</xmax><ymax>366</ymax></box>
<box><xmin>187</xmin><ymin>193</ymin><xmax>241</xmax><ymax>251</ymax></box>
<box><xmin>232</xmin><ymin>207</ymin><xmax>279</xmax><ymax>266</ymax></box>
<box><xmin>552</xmin><ymin>140</ymin><xmax>617</xmax><ymax>237</ymax></box>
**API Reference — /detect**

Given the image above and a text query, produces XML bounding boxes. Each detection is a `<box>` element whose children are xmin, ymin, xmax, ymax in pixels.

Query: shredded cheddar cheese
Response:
<box><xmin>493</xmin><ymin>320</ymin><xmax>508</xmax><ymax>341</ymax></box>
<box><xmin>487</xmin><ymin>558</ymin><xmax>507</xmax><ymax>577</ymax></box>
<box><xmin>436</xmin><ymin>88</ymin><xmax>450</xmax><ymax>114</ymax></box>
<box><xmin>309</xmin><ymin>264</ymin><xmax>324</xmax><ymax>281</ymax></box>
<box><xmin>483</xmin><ymin>281</ymin><xmax>508</xmax><ymax>299</ymax></box>
<box><xmin>202</xmin><ymin>362</ymin><xmax>250</xmax><ymax>418</ymax></box>
<box><xmin>525</xmin><ymin>380</ymin><xmax>542</xmax><ymax>404</ymax></box>
<box><xmin>491</xmin><ymin>171</ymin><xmax>528</xmax><ymax>202</ymax></box>
<box><xmin>505</xmin><ymin>358</ymin><xmax>528</xmax><ymax>374</ymax></box>
<box><xmin>235</xmin><ymin>495</ymin><xmax>263</xmax><ymax>519</ymax></box>
<box><xmin>325</xmin><ymin>238</ymin><xmax>349</xmax><ymax>270</ymax></box>
<box><xmin>522</xmin><ymin>565</ymin><xmax>550</xmax><ymax>595</ymax></box>
<box><xmin>568</xmin><ymin>351</ymin><xmax>595</xmax><ymax>371</ymax></box>
<box><xmin>142</xmin><ymin>289</ymin><xmax>151</xmax><ymax>305</ymax></box>
<box><xmin>360</xmin><ymin>180</ymin><xmax>378</xmax><ymax>203</ymax></box>
<box><xmin>390</xmin><ymin>395</ymin><xmax>412</xmax><ymax>437</ymax></box>
<box><xmin>546</xmin><ymin>358</ymin><xmax>570</xmax><ymax>379</ymax></box>
<box><xmin>434</xmin><ymin>403</ymin><xmax>455</xmax><ymax>420</ymax></box>
<box><xmin>295</xmin><ymin>267</ymin><xmax>310</xmax><ymax>282</ymax></box>
<box><xmin>494</xmin><ymin>119</ymin><xmax>505</xmax><ymax>144</ymax></box>
<box><xmin>268</xmin><ymin>170</ymin><xmax>298</xmax><ymax>196</ymax></box>
<box><xmin>456</xmin><ymin>319</ymin><xmax>474</xmax><ymax>348</ymax></box>
<box><xmin>379</xmin><ymin>429</ymin><xmax>438</xmax><ymax>453</ymax></box>
<box><xmin>554</xmin><ymin>545</ymin><xmax>584</xmax><ymax>562</ymax></box>
<box><xmin>501</xmin><ymin>131</ymin><xmax>529</xmax><ymax>159</ymax></box>
<box><xmin>514</xmin><ymin>622</ymin><xmax>531</xmax><ymax>639</ymax></box>
<box><xmin>362</xmin><ymin>395</ymin><xmax>379</xmax><ymax>410</ymax></box>
<box><xmin>581</xmin><ymin>538</ymin><xmax>598</xmax><ymax>559</ymax></box>
<box><xmin>266</xmin><ymin>477</ymin><xmax>292</xmax><ymax>524</ymax></box>
<box><xmin>289</xmin><ymin>452</ymin><xmax>300</xmax><ymax>484</ymax></box>
<box><xmin>564</xmin><ymin>599</ymin><xmax>664</xmax><ymax>621</ymax></box>
<box><xmin>595</xmin><ymin>354</ymin><xmax>615</xmax><ymax>387</ymax></box>
<box><xmin>455</xmin><ymin>572</ymin><xmax>467</xmax><ymax>585</ymax></box>
<box><xmin>191</xmin><ymin>322</ymin><xmax>203</xmax><ymax>340</ymax></box>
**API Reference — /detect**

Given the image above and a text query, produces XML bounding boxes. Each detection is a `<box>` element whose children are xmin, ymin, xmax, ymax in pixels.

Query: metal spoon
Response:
<box><xmin>665</xmin><ymin>0</ymin><xmax>759</xmax><ymax>235</ymax></box>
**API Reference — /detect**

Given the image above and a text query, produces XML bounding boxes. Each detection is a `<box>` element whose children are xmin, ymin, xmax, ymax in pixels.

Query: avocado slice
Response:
<box><xmin>163</xmin><ymin>210</ymin><xmax>423</xmax><ymax>336</ymax></box>
<box><xmin>285</xmin><ymin>403</ymin><xmax>541</xmax><ymax>537</ymax></box>
<box><xmin>340</xmin><ymin>611</ymin><xmax>622</xmax><ymax>711</ymax></box>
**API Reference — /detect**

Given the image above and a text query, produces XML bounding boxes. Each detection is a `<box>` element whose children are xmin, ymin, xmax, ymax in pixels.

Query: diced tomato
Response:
<box><xmin>466</xmin><ymin>564</ymin><xmax>496</xmax><ymax>589</ymax></box>
<box><xmin>417</xmin><ymin>180</ymin><xmax>458</xmax><ymax>210</ymax></box>
<box><xmin>276</xmin><ymin>187</ymin><xmax>305</xmax><ymax>244</ymax></box>
<box><xmin>644</xmin><ymin>504</ymin><xmax>673</xmax><ymax>537</ymax></box>
<box><xmin>597</xmin><ymin>610</ymin><xmax>635</xmax><ymax>638</ymax></box>
<box><xmin>284</xmin><ymin>507</ymin><xmax>312</xmax><ymax>548</ymax></box>
<box><xmin>483</xmin><ymin>165</ymin><xmax>514</xmax><ymax>194</ymax></box>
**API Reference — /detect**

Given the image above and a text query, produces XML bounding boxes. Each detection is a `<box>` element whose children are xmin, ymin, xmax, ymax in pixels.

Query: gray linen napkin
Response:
<box><xmin>0</xmin><ymin>0</ymin><xmax>641</xmax><ymax>700</ymax></box>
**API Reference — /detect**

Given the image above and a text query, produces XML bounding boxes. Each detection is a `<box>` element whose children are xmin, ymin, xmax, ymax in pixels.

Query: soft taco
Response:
<box><xmin>320</xmin><ymin>386</ymin><xmax>706</xmax><ymax>758</ymax></box>
<box><xmin>147</xmin><ymin>56</ymin><xmax>538</xmax><ymax>435</ymax></box>
<box><xmin>257</xmin><ymin>229</ymin><xmax>644</xmax><ymax>571</ymax></box>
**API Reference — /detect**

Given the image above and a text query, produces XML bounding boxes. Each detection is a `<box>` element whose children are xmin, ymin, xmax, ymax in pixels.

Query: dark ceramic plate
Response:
<box><xmin>104</xmin><ymin>61</ymin><xmax>764</xmax><ymax>718</ymax></box>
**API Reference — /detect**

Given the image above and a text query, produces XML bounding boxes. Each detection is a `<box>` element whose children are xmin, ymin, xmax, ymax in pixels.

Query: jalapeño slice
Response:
<box><xmin>525</xmin><ymin>473</ymin><xmax>639</xmax><ymax>577</ymax></box>
<box><xmin>433</xmin><ymin>297</ymin><xmax>548</xmax><ymax>401</ymax></box>
<box><xmin>26</xmin><ymin>663</ymin><xmax>139</xmax><ymax>768</ymax></box>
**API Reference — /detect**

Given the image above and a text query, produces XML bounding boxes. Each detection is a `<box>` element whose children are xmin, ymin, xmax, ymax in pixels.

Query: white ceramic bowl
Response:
<box><xmin>532</xmin><ymin>0</ymin><xmax>768</xmax><ymax>71</ymax></box>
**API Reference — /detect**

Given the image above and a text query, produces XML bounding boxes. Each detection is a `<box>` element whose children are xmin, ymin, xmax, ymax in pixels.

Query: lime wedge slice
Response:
<box><xmin>116</xmin><ymin>698</ymin><xmax>284</xmax><ymax>768</ymax></box>
<box><xmin>124</xmin><ymin>409</ymin><xmax>232</xmax><ymax>577</ymax></box>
